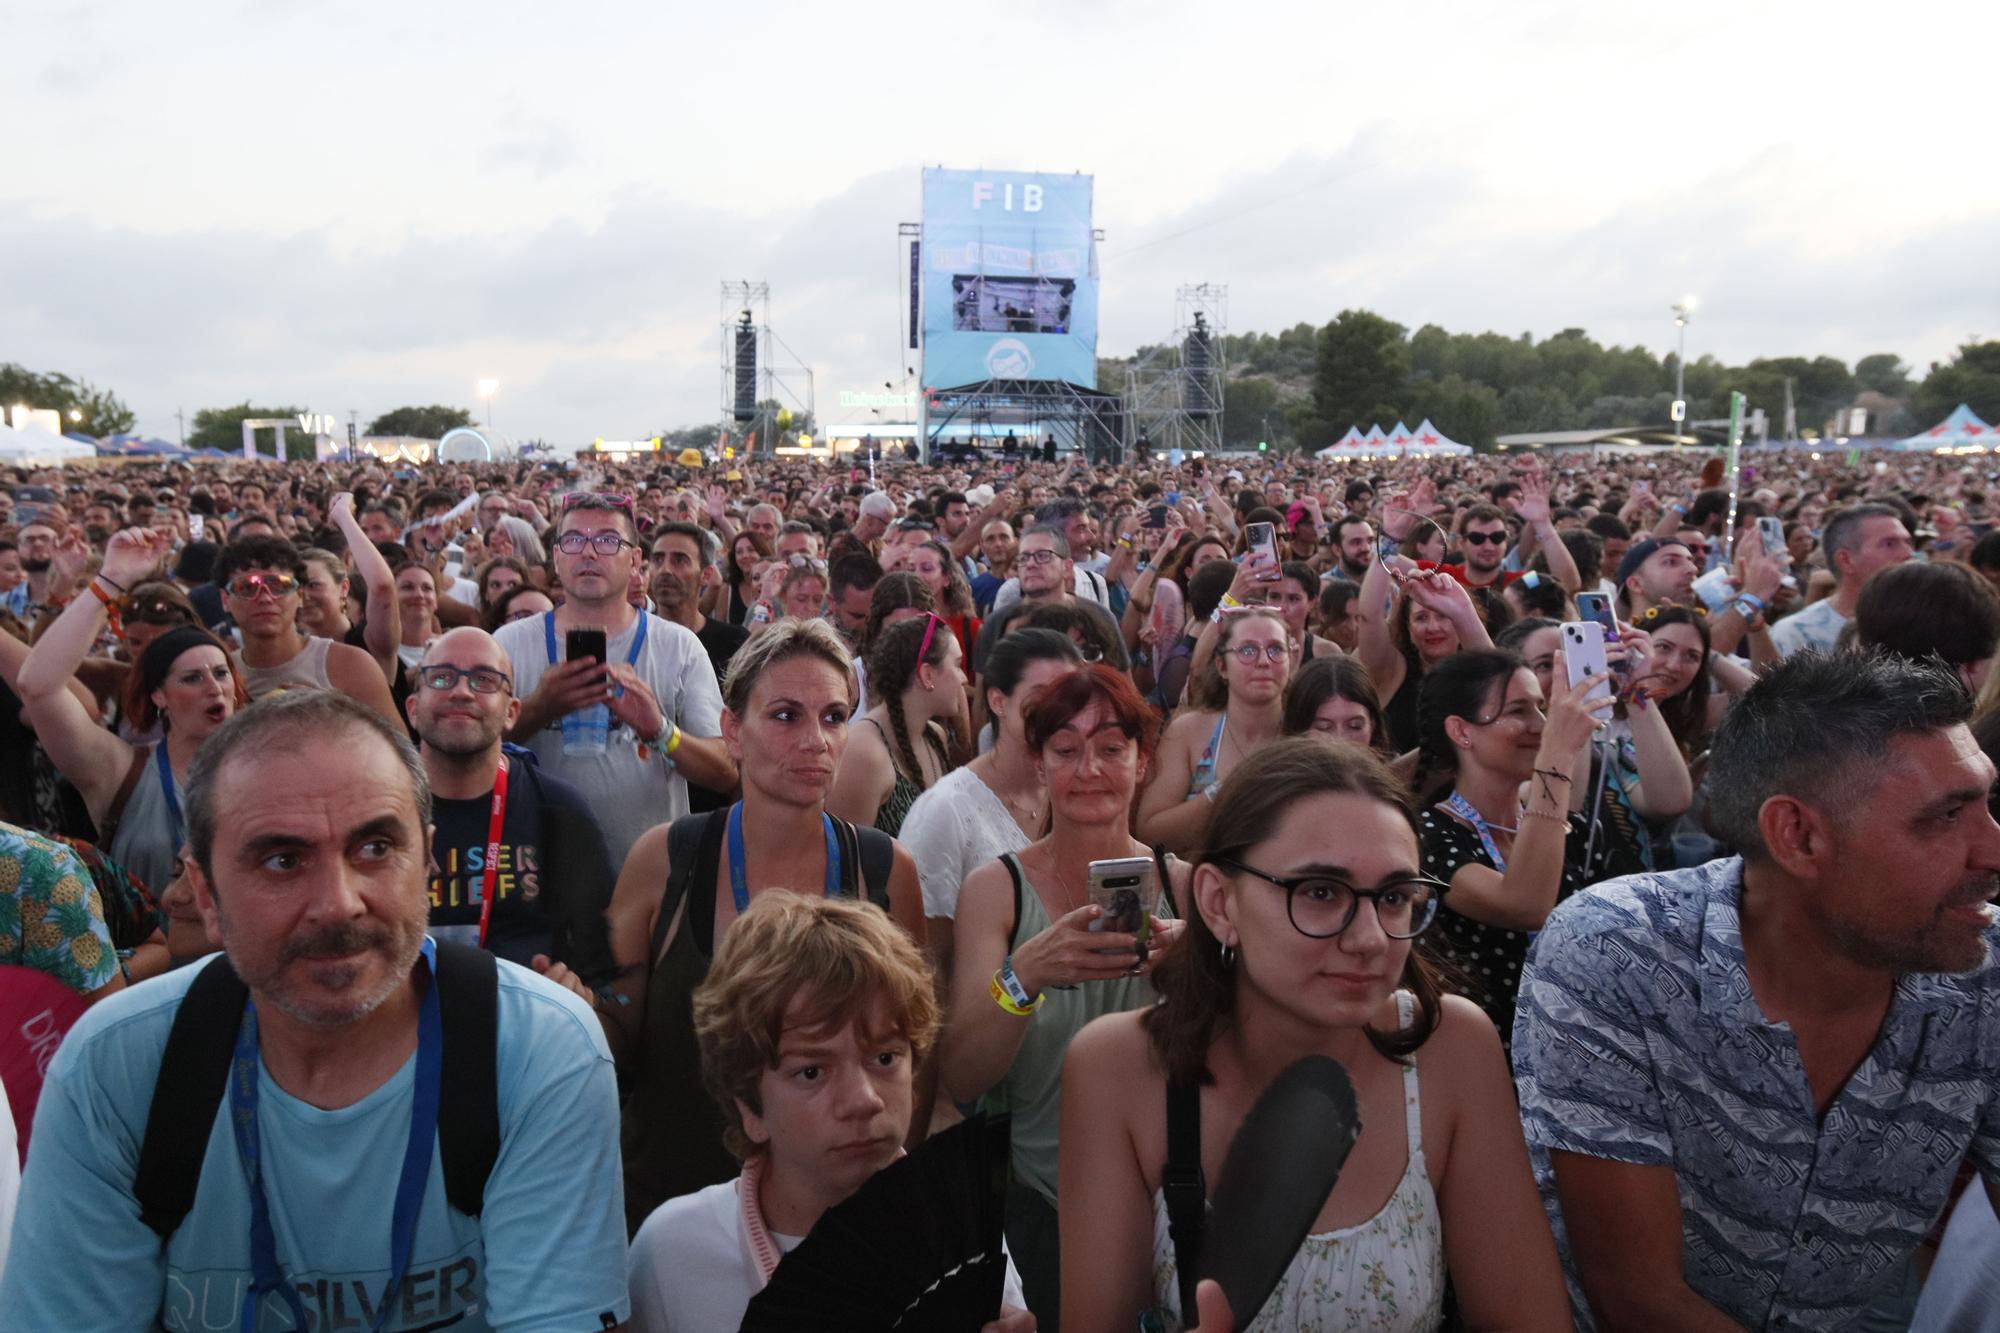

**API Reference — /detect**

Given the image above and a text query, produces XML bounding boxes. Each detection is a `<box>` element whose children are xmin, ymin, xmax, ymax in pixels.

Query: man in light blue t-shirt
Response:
<box><xmin>1</xmin><ymin>690</ymin><xmax>630</xmax><ymax>1332</ymax></box>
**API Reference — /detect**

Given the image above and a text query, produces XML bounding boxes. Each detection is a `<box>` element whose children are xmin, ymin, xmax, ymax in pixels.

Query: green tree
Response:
<box><xmin>1912</xmin><ymin>341</ymin><xmax>2000</xmax><ymax>426</ymax></box>
<box><xmin>1222</xmin><ymin>375</ymin><xmax>1285</xmax><ymax>449</ymax></box>
<box><xmin>188</xmin><ymin>402</ymin><xmax>311</xmax><ymax>460</ymax></box>
<box><xmin>365</xmin><ymin>405</ymin><xmax>473</xmax><ymax>438</ymax></box>
<box><xmin>1404</xmin><ymin>374</ymin><xmax>1500</xmax><ymax>450</ymax></box>
<box><xmin>0</xmin><ymin>363</ymin><xmax>137</xmax><ymax>437</ymax></box>
<box><xmin>1853</xmin><ymin>353</ymin><xmax>1912</xmax><ymax>398</ymax></box>
<box><xmin>1311</xmin><ymin>309</ymin><xmax>1408</xmax><ymax>439</ymax></box>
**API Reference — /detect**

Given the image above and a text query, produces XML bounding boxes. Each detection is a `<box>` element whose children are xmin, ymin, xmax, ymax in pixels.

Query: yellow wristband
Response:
<box><xmin>990</xmin><ymin>971</ymin><xmax>1043</xmax><ymax>1017</ymax></box>
<box><xmin>664</xmin><ymin>723</ymin><xmax>683</xmax><ymax>756</ymax></box>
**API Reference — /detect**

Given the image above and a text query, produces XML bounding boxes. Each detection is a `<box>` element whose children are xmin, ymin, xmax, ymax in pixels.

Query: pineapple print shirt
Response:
<box><xmin>0</xmin><ymin>822</ymin><xmax>118</xmax><ymax>994</ymax></box>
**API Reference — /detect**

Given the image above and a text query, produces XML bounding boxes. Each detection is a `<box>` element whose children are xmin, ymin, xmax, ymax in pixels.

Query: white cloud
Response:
<box><xmin>3</xmin><ymin>0</ymin><xmax>1995</xmax><ymax>440</ymax></box>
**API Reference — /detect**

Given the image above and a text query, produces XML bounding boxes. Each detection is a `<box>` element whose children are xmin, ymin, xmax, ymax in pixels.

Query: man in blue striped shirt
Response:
<box><xmin>1515</xmin><ymin>651</ymin><xmax>2000</xmax><ymax>1332</ymax></box>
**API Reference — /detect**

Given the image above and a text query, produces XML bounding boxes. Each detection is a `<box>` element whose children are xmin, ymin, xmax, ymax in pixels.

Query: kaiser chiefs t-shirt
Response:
<box><xmin>425</xmin><ymin>759</ymin><xmax>618</xmax><ymax>978</ymax></box>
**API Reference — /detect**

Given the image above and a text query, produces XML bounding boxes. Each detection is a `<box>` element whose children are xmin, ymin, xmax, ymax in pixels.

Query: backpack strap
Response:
<box><xmin>135</xmin><ymin>947</ymin><xmax>505</xmax><ymax>1239</ymax></box>
<box><xmin>651</xmin><ymin>812</ymin><xmax>723</xmax><ymax>964</ymax></box>
<box><xmin>134</xmin><ymin>956</ymin><xmax>247</xmax><ymax>1238</ymax></box>
<box><xmin>852</xmin><ymin>823</ymin><xmax>896</xmax><ymax>911</ymax></box>
<box><xmin>1163</xmin><ymin>1076</ymin><xmax>1208</xmax><ymax>1321</ymax></box>
<box><xmin>95</xmin><ymin>744</ymin><xmax>151</xmax><ymax>851</ymax></box>
<box><xmin>432</xmin><ymin>941</ymin><xmax>499</xmax><ymax>1218</ymax></box>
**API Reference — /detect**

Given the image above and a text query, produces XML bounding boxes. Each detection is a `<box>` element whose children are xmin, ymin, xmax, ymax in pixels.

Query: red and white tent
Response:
<box><xmin>1408</xmin><ymin>418</ymin><xmax>1474</xmax><ymax>456</ymax></box>
<box><xmin>1894</xmin><ymin>403</ymin><xmax>1994</xmax><ymax>453</ymax></box>
<box><xmin>1315</xmin><ymin>425</ymin><xmax>1367</xmax><ymax>459</ymax></box>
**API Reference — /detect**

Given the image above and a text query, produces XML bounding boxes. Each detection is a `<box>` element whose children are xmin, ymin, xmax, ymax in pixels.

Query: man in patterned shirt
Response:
<box><xmin>1515</xmin><ymin>651</ymin><xmax>2000</xmax><ymax>1332</ymax></box>
<box><xmin>1</xmin><ymin>820</ymin><xmax>122</xmax><ymax>1000</ymax></box>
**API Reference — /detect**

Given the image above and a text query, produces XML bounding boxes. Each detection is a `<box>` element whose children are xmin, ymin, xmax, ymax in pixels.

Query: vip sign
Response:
<box><xmin>297</xmin><ymin>414</ymin><xmax>340</xmax><ymax>435</ymax></box>
<box><xmin>970</xmin><ymin>180</ymin><xmax>1042</xmax><ymax>212</ymax></box>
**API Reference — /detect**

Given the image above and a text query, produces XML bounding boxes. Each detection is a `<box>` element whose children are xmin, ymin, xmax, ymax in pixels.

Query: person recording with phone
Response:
<box><xmin>494</xmin><ymin>493</ymin><xmax>735</xmax><ymax>868</ymax></box>
<box><xmin>1411</xmin><ymin>647</ymin><xmax>1618</xmax><ymax>1062</ymax></box>
<box><xmin>942</xmin><ymin>665</ymin><xmax>1188</xmax><ymax>1328</ymax></box>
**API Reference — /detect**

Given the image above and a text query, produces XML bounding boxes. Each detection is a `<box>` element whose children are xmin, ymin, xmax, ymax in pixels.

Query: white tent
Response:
<box><xmin>1385</xmin><ymin>421</ymin><xmax>1416</xmax><ymax>452</ymax></box>
<box><xmin>0</xmin><ymin>426</ymin><xmax>95</xmax><ymax>466</ymax></box>
<box><xmin>1315</xmin><ymin>426</ymin><xmax>1365</xmax><ymax>460</ymax></box>
<box><xmin>1357</xmin><ymin>424</ymin><xmax>1389</xmax><ymax>455</ymax></box>
<box><xmin>1409</xmin><ymin>418</ymin><xmax>1474</xmax><ymax>456</ymax></box>
<box><xmin>1893</xmin><ymin>403</ymin><xmax>1995</xmax><ymax>453</ymax></box>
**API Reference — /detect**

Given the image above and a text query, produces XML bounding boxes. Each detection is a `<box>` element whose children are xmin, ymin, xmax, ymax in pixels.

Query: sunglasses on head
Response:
<box><xmin>560</xmin><ymin>491</ymin><xmax>636</xmax><ymax>516</ymax></box>
<box><xmin>226</xmin><ymin>572</ymin><xmax>298</xmax><ymax>600</ymax></box>
<box><xmin>124</xmin><ymin>596</ymin><xmax>195</xmax><ymax>626</ymax></box>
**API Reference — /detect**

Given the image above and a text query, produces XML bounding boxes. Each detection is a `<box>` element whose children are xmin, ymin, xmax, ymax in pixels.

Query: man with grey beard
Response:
<box><xmin>0</xmin><ymin>689</ymin><xmax>630</xmax><ymax>1330</ymax></box>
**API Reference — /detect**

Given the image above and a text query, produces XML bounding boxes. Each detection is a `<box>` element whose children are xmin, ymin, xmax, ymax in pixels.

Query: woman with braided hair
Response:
<box><xmin>854</xmin><ymin>570</ymin><xmax>935</xmax><ymax>708</ymax></box>
<box><xmin>828</xmin><ymin>613</ymin><xmax>966</xmax><ymax>837</ymax></box>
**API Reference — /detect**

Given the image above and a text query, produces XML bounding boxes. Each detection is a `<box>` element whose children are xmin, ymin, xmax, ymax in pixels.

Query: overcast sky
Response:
<box><xmin>5</xmin><ymin>0</ymin><xmax>1995</xmax><ymax>444</ymax></box>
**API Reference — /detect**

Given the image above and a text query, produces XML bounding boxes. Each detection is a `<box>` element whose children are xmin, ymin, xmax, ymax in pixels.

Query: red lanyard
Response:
<box><xmin>477</xmin><ymin>758</ymin><xmax>511</xmax><ymax>946</ymax></box>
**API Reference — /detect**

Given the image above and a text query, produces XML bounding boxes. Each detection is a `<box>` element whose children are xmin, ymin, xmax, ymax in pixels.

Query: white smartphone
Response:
<box><xmin>1087</xmin><ymin>856</ymin><xmax>1159</xmax><ymax>953</ymax></box>
<box><xmin>1756</xmin><ymin>516</ymin><xmax>1786</xmax><ymax>556</ymax></box>
<box><xmin>1560</xmin><ymin>620</ymin><xmax>1614</xmax><ymax>708</ymax></box>
<box><xmin>1246</xmin><ymin>522</ymin><xmax>1279</xmax><ymax>580</ymax></box>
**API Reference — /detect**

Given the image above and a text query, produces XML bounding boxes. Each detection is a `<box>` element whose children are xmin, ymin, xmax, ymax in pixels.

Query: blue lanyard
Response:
<box><xmin>726</xmin><ymin>802</ymin><xmax>840</xmax><ymax>914</ymax></box>
<box><xmin>229</xmin><ymin>938</ymin><xmax>444</xmax><ymax>1333</ymax></box>
<box><xmin>1442</xmin><ymin>791</ymin><xmax>1513</xmax><ymax>874</ymax></box>
<box><xmin>541</xmin><ymin>609</ymin><xmax>649</xmax><ymax>668</ymax></box>
<box><xmin>155</xmin><ymin>744</ymin><xmax>185</xmax><ymax>856</ymax></box>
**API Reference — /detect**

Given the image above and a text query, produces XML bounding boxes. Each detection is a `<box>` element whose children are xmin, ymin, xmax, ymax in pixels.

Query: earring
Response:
<box><xmin>1219</xmin><ymin>944</ymin><xmax>1237</xmax><ymax>970</ymax></box>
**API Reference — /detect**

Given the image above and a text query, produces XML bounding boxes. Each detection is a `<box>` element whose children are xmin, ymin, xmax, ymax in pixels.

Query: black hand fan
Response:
<box><xmin>1200</xmin><ymin>1055</ymin><xmax>1361</xmax><ymax>1326</ymax></box>
<box><xmin>740</xmin><ymin>1112</ymin><xmax>1012</xmax><ymax>1332</ymax></box>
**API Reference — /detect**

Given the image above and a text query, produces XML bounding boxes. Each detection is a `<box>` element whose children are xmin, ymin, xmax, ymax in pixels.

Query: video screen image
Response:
<box><xmin>951</xmin><ymin>276</ymin><xmax>1076</xmax><ymax>334</ymax></box>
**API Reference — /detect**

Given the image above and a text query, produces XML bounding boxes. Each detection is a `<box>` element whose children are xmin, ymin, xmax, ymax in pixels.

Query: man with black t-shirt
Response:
<box><xmin>407</xmin><ymin>627</ymin><xmax>618</xmax><ymax>981</ymax></box>
<box><xmin>647</xmin><ymin>522</ymin><xmax>748</xmax><ymax>814</ymax></box>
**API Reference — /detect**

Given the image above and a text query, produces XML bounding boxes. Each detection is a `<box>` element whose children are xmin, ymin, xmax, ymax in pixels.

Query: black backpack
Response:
<box><xmin>132</xmin><ymin>941</ymin><xmax>501</xmax><ymax>1238</ymax></box>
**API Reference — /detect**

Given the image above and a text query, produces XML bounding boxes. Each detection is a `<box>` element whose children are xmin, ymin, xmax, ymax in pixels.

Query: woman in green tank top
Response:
<box><xmin>941</xmin><ymin>664</ymin><xmax>1189</xmax><ymax>1330</ymax></box>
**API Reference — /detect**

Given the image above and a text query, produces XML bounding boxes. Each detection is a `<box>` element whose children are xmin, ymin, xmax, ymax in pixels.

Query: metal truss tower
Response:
<box><xmin>720</xmin><ymin>281</ymin><xmax>815</xmax><ymax>459</ymax></box>
<box><xmin>1125</xmin><ymin>284</ymin><xmax>1227</xmax><ymax>459</ymax></box>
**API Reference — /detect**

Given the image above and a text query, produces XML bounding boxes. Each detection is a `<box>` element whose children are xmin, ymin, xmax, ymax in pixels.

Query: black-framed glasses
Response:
<box><xmin>1210</xmin><ymin>856</ymin><xmax>1446</xmax><ymax>940</ymax></box>
<box><xmin>554</xmin><ymin>530</ymin><xmax>639</xmax><ymax>556</ymax></box>
<box><xmin>1018</xmin><ymin>548</ymin><xmax>1062</xmax><ymax>566</ymax></box>
<box><xmin>1230</xmin><ymin>642</ymin><xmax>1288</xmax><ymax>665</ymax></box>
<box><xmin>418</xmin><ymin>664</ymin><xmax>513</xmax><ymax>695</ymax></box>
<box><xmin>1461</xmin><ymin>530</ymin><xmax>1508</xmax><ymax>546</ymax></box>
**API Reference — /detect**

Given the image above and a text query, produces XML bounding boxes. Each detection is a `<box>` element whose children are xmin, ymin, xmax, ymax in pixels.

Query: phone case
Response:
<box><xmin>1087</xmin><ymin>857</ymin><xmax>1158</xmax><ymax>944</ymax></box>
<box><xmin>1561</xmin><ymin>621</ymin><xmax>1614</xmax><ymax>707</ymax></box>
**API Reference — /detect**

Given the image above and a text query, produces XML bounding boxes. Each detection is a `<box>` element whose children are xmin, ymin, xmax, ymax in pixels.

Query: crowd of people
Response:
<box><xmin>0</xmin><ymin>439</ymin><xmax>1996</xmax><ymax>1331</ymax></box>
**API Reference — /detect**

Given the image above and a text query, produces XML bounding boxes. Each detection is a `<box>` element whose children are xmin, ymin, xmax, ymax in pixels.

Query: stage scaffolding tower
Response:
<box><xmin>1125</xmin><ymin>284</ymin><xmax>1227</xmax><ymax>459</ymax></box>
<box><xmin>720</xmin><ymin>281</ymin><xmax>815</xmax><ymax>459</ymax></box>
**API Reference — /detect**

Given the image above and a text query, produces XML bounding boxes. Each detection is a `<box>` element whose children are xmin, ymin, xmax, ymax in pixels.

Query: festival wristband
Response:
<box><xmin>991</xmin><ymin>965</ymin><xmax>1043</xmax><ymax>1017</ymax></box>
<box><xmin>992</xmin><ymin>956</ymin><xmax>1040</xmax><ymax>1008</ymax></box>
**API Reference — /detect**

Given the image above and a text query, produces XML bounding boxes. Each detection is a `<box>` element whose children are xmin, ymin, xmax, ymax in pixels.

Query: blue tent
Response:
<box><xmin>134</xmin><ymin>439</ymin><xmax>196</xmax><ymax>458</ymax></box>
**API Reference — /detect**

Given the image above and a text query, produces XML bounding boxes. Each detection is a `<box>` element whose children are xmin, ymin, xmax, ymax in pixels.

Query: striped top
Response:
<box><xmin>1513</xmin><ymin>856</ymin><xmax>2000</xmax><ymax>1331</ymax></box>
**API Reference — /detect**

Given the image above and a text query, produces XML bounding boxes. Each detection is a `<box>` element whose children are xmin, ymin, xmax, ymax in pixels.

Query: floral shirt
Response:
<box><xmin>0</xmin><ymin>822</ymin><xmax>119</xmax><ymax>994</ymax></box>
<box><xmin>1515</xmin><ymin>857</ymin><xmax>2000</xmax><ymax>1331</ymax></box>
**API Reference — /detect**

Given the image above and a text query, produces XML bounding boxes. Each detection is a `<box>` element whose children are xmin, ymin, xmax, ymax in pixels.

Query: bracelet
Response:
<box><xmin>664</xmin><ymin>722</ymin><xmax>683</xmax><ymax>756</ymax></box>
<box><xmin>94</xmin><ymin>572</ymin><xmax>127</xmax><ymax>593</ymax></box>
<box><xmin>1210</xmin><ymin>593</ymin><xmax>1245</xmax><ymax>624</ymax></box>
<box><xmin>1532</xmin><ymin>768</ymin><xmax>1573</xmax><ymax>785</ymax></box>
<box><xmin>86</xmin><ymin>579</ymin><xmax>120</xmax><ymax>609</ymax></box>
<box><xmin>1734</xmin><ymin>591</ymin><xmax>1766</xmax><ymax>613</ymax></box>
<box><xmin>1521</xmin><ymin>809</ymin><xmax>1570</xmax><ymax>826</ymax></box>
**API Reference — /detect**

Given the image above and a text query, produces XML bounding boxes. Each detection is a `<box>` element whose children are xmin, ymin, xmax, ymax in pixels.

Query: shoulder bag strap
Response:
<box><xmin>651</xmin><ymin>813</ymin><xmax>719</xmax><ymax>964</ymax></box>
<box><xmin>96</xmin><ymin>744</ymin><xmax>151</xmax><ymax>849</ymax></box>
<box><xmin>133</xmin><ymin>956</ymin><xmax>249</xmax><ymax>1238</ymax></box>
<box><xmin>1001</xmin><ymin>852</ymin><xmax>1026</xmax><ymax>951</ymax></box>
<box><xmin>1163</xmin><ymin>1076</ymin><xmax>1208</xmax><ymax>1321</ymax></box>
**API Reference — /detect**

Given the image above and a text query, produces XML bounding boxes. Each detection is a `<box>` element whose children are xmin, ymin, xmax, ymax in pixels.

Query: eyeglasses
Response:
<box><xmin>226</xmin><ymin>572</ymin><xmax>298</xmax><ymax>600</ymax></box>
<box><xmin>555</xmin><ymin>530</ymin><xmax>640</xmax><ymax>556</ymax></box>
<box><xmin>1211</xmin><ymin>856</ymin><xmax>1446</xmax><ymax>940</ymax></box>
<box><xmin>418</xmin><ymin>664</ymin><xmax>513</xmax><ymax>695</ymax></box>
<box><xmin>1230</xmin><ymin>641</ymin><xmax>1289</xmax><ymax>664</ymax></box>
<box><xmin>1018</xmin><ymin>548</ymin><xmax>1062</xmax><ymax>566</ymax></box>
<box><xmin>1461</xmin><ymin>530</ymin><xmax>1509</xmax><ymax>546</ymax></box>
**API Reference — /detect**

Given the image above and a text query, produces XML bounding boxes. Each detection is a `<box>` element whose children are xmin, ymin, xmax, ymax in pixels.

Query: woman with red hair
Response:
<box><xmin>940</xmin><ymin>664</ymin><xmax>1188</xmax><ymax>1326</ymax></box>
